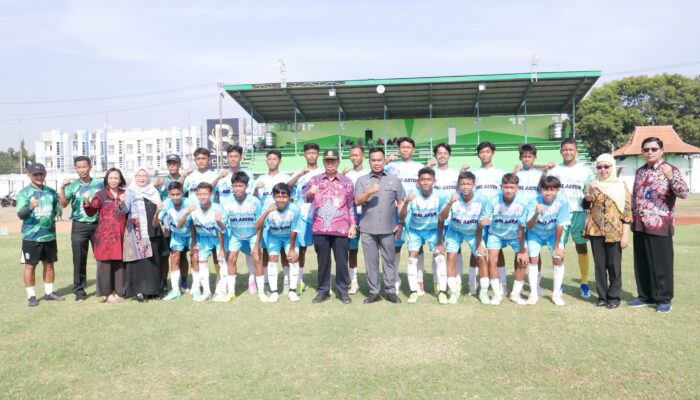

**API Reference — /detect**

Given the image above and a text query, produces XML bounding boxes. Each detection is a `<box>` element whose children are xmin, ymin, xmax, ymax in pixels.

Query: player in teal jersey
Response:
<box><xmin>17</xmin><ymin>163</ymin><xmax>65</xmax><ymax>307</ymax></box>
<box><xmin>160</xmin><ymin>181</ymin><xmax>192</xmax><ymax>301</ymax></box>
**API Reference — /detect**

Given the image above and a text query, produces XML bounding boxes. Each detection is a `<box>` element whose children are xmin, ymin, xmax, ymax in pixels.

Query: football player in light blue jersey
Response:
<box><xmin>477</xmin><ymin>173</ymin><xmax>534</xmax><ymax>305</ymax></box>
<box><xmin>160</xmin><ymin>181</ymin><xmax>192</xmax><ymax>301</ymax></box>
<box><xmin>254</xmin><ymin>182</ymin><xmax>303</xmax><ymax>303</ymax></box>
<box><xmin>525</xmin><ymin>176</ymin><xmax>570</xmax><ymax>306</ymax></box>
<box><xmin>178</xmin><ymin>182</ymin><xmax>226</xmax><ymax>302</ymax></box>
<box><xmin>215</xmin><ymin>172</ymin><xmax>262</xmax><ymax>303</ymax></box>
<box><xmin>213</xmin><ymin>145</ymin><xmax>255</xmax><ymax>204</ymax></box>
<box><xmin>514</xmin><ymin>144</ymin><xmax>546</xmax><ymax>202</ymax></box>
<box><xmin>385</xmin><ymin>137</ymin><xmax>425</xmax><ymax>293</ymax></box>
<box><xmin>399</xmin><ymin>167</ymin><xmax>450</xmax><ymax>304</ymax></box>
<box><xmin>342</xmin><ymin>145</ymin><xmax>370</xmax><ymax>294</ymax></box>
<box><xmin>287</xmin><ymin>143</ymin><xmax>323</xmax><ymax>294</ymax></box>
<box><xmin>438</xmin><ymin>171</ymin><xmax>489</xmax><ymax>305</ymax></box>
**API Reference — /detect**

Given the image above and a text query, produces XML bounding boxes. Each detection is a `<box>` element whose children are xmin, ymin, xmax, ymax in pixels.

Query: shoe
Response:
<box><xmin>222</xmin><ymin>293</ymin><xmax>237</xmax><ymax>303</ymax></box>
<box><xmin>282</xmin><ymin>279</ymin><xmax>290</xmax><ymax>295</ymax></box>
<box><xmin>509</xmin><ymin>293</ymin><xmax>526</xmax><ymax>305</ymax></box>
<box><xmin>433</xmin><ymin>283</ymin><xmax>440</xmax><ymax>295</ymax></box>
<box><xmin>448</xmin><ymin>293</ymin><xmax>458</xmax><ymax>304</ymax></box>
<box><xmin>627</xmin><ymin>298</ymin><xmax>651</xmax><ymax>308</ymax></box>
<box><xmin>438</xmin><ymin>292</ymin><xmax>448</xmax><ymax>305</ymax></box>
<box><xmin>44</xmin><ymin>293</ymin><xmax>65</xmax><ymax>301</ymax></box>
<box><xmin>28</xmin><ymin>296</ymin><xmax>38</xmax><ymax>307</ymax></box>
<box><xmin>340</xmin><ymin>295</ymin><xmax>352</xmax><ymax>304</ymax></box>
<box><xmin>312</xmin><ymin>292</ymin><xmax>330</xmax><ymax>304</ymax></box>
<box><xmin>257</xmin><ymin>292</ymin><xmax>269</xmax><ymax>303</ymax></box>
<box><xmin>288</xmin><ymin>291</ymin><xmax>300</xmax><ymax>302</ymax></box>
<box><xmin>606</xmin><ymin>302</ymin><xmax>619</xmax><ymax>309</ymax></box>
<box><xmin>296</xmin><ymin>281</ymin><xmax>306</xmax><ymax>295</ymax></box>
<box><xmin>180</xmin><ymin>283</ymin><xmax>189</xmax><ymax>294</ymax></box>
<box><xmin>136</xmin><ymin>293</ymin><xmax>147</xmax><ymax>303</ymax></box>
<box><xmin>348</xmin><ymin>280</ymin><xmax>359</xmax><ymax>295</ymax></box>
<box><xmin>491</xmin><ymin>293</ymin><xmax>502</xmax><ymax>306</ymax></box>
<box><xmin>112</xmin><ymin>295</ymin><xmax>125</xmax><ymax>304</ymax></box>
<box><xmin>552</xmin><ymin>294</ymin><xmax>565</xmax><ymax>306</ymax></box>
<box><xmin>386</xmin><ymin>293</ymin><xmax>402</xmax><ymax>304</ymax></box>
<box><xmin>163</xmin><ymin>289</ymin><xmax>181</xmax><ymax>301</ymax></box>
<box><xmin>197</xmin><ymin>292</ymin><xmax>211</xmax><ymax>302</ymax></box>
<box><xmin>192</xmin><ymin>292</ymin><xmax>202</xmax><ymax>302</ymax></box>
<box><xmin>526</xmin><ymin>295</ymin><xmax>539</xmax><ymax>305</ymax></box>
<box><xmin>580</xmin><ymin>284</ymin><xmax>591</xmax><ymax>299</ymax></box>
<box><xmin>248</xmin><ymin>276</ymin><xmax>257</xmax><ymax>295</ymax></box>
<box><xmin>417</xmin><ymin>280</ymin><xmax>425</xmax><ymax>296</ymax></box>
<box><xmin>478</xmin><ymin>292</ymin><xmax>491</xmax><ymax>305</ymax></box>
<box><xmin>468</xmin><ymin>283</ymin><xmax>477</xmax><ymax>297</ymax></box>
<box><xmin>212</xmin><ymin>292</ymin><xmax>227</xmax><ymax>303</ymax></box>
<box><xmin>596</xmin><ymin>299</ymin><xmax>608</xmax><ymax>308</ymax></box>
<box><xmin>268</xmin><ymin>292</ymin><xmax>279</xmax><ymax>303</ymax></box>
<box><xmin>75</xmin><ymin>294</ymin><xmax>87</xmax><ymax>302</ymax></box>
<box><xmin>537</xmin><ymin>286</ymin><xmax>545</xmax><ymax>296</ymax></box>
<box><xmin>656</xmin><ymin>303</ymin><xmax>672</xmax><ymax>313</ymax></box>
<box><xmin>407</xmin><ymin>292</ymin><xmax>419</xmax><ymax>304</ymax></box>
<box><xmin>363</xmin><ymin>294</ymin><xmax>382</xmax><ymax>304</ymax></box>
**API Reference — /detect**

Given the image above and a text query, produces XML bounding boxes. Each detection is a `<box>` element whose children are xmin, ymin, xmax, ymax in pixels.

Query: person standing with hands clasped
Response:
<box><xmin>582</xmin><ymin>154</ymin><xmax>632</xmax><ymax>309</ymax></box>
<box><xmin>628</xmin><ymin>137</ymin><xmax>688</xmax><ymax>313</ymax></box>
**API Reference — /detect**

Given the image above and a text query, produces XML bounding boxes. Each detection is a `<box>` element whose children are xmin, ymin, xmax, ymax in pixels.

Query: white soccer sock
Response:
<box><xmin>490</xmin><ymin>278</ymin><xmax>502</xmax><ymax>297</ymax></box>
<box><xmin>199</xmin><ymin>263</ymin><xmax>211</xmax><ymax>294</ymax></box>
<box><xmin>267</xmin><ymin>262</ymin><xmax>279</xmax><ymax>292</ymax></box>
<box><xmin>456</xmin><ymin>256</ymin><xmax>464</xmax><ymax>286</ymax></box>
<box><xmin>538</xmin><ymin>271</ymin><xmax>543</xmax><ymax>289</ymax></box>
<box><xmin>255</xmin><ymin>275</ymin><xmax>265</xmax><ymax>292</ymax></box>
<box><xmin>263</xmin><ymin>266</ymin><xmax>269</xmax><ymax>284</ymax></box>
<box><xmin>289</xmin><ymin>262</ymin><xmax>300</xmax><ymax>290</ymax></box>
<box><xmin>527</xmin><ymin>264</ymin><xmax>539</xmax><ymax>297</ymax></box>
<box><xmin>170</xmin><ymin>270</ymin><xmax>181</xmax><ymax>292</ymax></box>
<box><xmin>479</xmin><ymin>277</ymin><xmax>490</xmax><ymax>295</ymax></box>
<box><xmin>349</xmin><ymin>267</ymin><xmax>357</xmax><ymax>282</ymax></box>
<box><xmin>298</xmin><ymin>267</ymin><xmax>305</xmax><ymax>284</ymax></box>
<box><xmin>431</xmin><ymin>257</ymin><xmax>438</xmax><ymax>282</ymax></box>
<box><xmin>417</xmin><ymin>253</ymin><xmax>424</xmax><ymax>283</ymax></box>
<box><xmin>227</xmin><ymin>274</ymin><xmax>237</xmax><ymax>295</ymax></box>
<box><xmin>435</xmin><ymin>254</ymin><xmax>447</xmax><ymax>292</ymax></box>
<box><xmin>498</xmin><ymin>266</ymin><xmax>507</xmax><ymax>292</ymax></box>
<box><xmin>26</xmin><ymin>286</ymin><xmax>36</xmax><ymax>298</ymax></box>
<box><xmin>245</xmin><ymin>254</ymin><xmax>254</xmax><ymax>274</ymax></box>
<box><xmin>553</xmin><ymin>264</ymin><xmax>565</xmax><ymax>294</ymax></box>
<box><xmin>468</xmin><ymin>266</ymin><xmax>478</xmax><ymax>293</ymax></box>
<box><xmin>447</xmin><ymin>277</ymin><xmax>458</xmax><ymax>294</ymax></box>
<box><xmin>407</xmin><ymin>258</ymin><xmax>419</xmax><ymax>292</ymax></box>
<box><xmin>214</xmin><ymin>259</ymin><xmax>229</xmax><ymax>294</ymax></box>
<box><xmin>283</xmin><ymin>266</ymin><xmax>290</xmax><ymax>284</ymax></box>
<box><xmin>512</xmin><ymin>280</ymin><xmax>524</xmax><ymax>297</ymax></box>
<box><xmin>44</xmin><ymin>282</ymin><xmax>54</xmax><ymax>295</ymax></box>
<box><xmin>191</xmin><ymin>270</ymin><xmax>201</xmax><ymax>293</ymax></box>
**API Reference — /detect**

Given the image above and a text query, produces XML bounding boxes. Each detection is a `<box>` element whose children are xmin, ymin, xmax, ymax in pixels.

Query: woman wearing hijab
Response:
<box><xmin>121</xmin><ymin>169</ymin><xmax>166</xmax><ymax>302</ymax></box>
<box><xmin>583</xmin><ymin>154</ymin><xmax>632</xmax><ymax>309</ymax></box>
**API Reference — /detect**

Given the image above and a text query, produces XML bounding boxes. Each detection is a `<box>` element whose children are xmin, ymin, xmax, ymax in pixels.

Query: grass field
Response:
<box><xmin>1</xmin><ymin>225</ymin><xmax>699</xmax><ymax>399</ymax></box>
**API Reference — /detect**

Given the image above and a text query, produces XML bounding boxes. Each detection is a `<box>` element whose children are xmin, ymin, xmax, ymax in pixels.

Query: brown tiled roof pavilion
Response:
<box><xmin>614</xmin><ymin>125</ymin><xmax>700</xmax><ymax>157</ymax></box>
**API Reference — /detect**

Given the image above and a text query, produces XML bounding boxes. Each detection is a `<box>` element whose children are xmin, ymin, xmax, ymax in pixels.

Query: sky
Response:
<box><xmin>1</xmin><ymin>0</ymin><xmax>699</xmax><ymax>152</ymax></box>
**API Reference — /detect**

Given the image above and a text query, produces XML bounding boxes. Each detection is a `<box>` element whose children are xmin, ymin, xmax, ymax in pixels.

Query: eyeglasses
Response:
<box><xmin>642</xmin><ymin>147</ymin><xmax>660</xmax><ymax>153</ymax></box>
<box><xmin>596</xmin><ymin>165</ymin><xmax>611</xmax><ymax>170</ymax></box>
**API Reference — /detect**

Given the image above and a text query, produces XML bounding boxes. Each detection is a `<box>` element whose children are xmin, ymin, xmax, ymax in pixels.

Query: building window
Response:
<box><xmin>146</xmin><ymin>144</ymin><xmax>153</xmax><ymax>154</ymax></box>
<box><xmin>108</xmin><ymin>145</ymin><xmax>115</xmax><ymax>155</ymax></box>
<box><xmin>156</xmin><ymin>140</ymin><xmax>161</xmax><ymax>153</ymax></box>
<box><xmin>137</xmin><ymin>140</ymin><xmax>142</xmax><ymax>153</ymax></box>
<box><xmin>176</xmin><ymin>139</ymin><xmax>181</xmax><ymax>153</ymax></box>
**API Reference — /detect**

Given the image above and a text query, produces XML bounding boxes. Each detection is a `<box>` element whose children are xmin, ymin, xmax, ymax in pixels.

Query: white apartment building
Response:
<box><xmin>35</xmin><ymin>127</ymin><xmax>205</xmax><ymax>174</ymax></box>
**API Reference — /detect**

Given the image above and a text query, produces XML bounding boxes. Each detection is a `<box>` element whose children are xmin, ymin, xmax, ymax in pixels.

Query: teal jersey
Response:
<box><xmin>406</xmin><ymin>190</ymin><xmax>449</xmax><ymax>231</ymax></box>
<box><xmin>159</xmin><ymin>197</ymin><xmax>192</xmax><ymax>236</ymax></box>
<box><xmin>16</xmin><ymin>185</ymin><xmax>60</xmax><ymax>242</ymax></box>
<box><xmin>157</xmin><ymin>174</ymin><xmax>181</xmax><ymax>201</ymax></box>
<box><xmin>481</xmin><ymin>194</ymin><xmax>534</xmax><ymax>241</ymax></box>
<box><xmin>447</xmin><ymin>194</ymin><xmax>489</xmax><ymax>236</ymax></box>
<box><xmin>530</xmin><ymin>195</ymin><xmax>571</xmax><ymax>238</ymax></box>
<box><xmin>222</xmin><ymin>195</ymin><xmax>261</xmax><ymax>239</ymax></box>
<box><xmin>191</xmin><ymin>203</ymin><xmax>225</xmax><ymax>238</ymax></box>
<box><xmin>64</xmin><ymin>178</ymin><xmax>104</xmax><ymax>223</ymax></box>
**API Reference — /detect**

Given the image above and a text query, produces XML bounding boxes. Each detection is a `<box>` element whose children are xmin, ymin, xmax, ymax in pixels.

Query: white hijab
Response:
<box><xmin>128</xmin><ymin>169</ymin><xmax>162</xmax><ymax>205</ymax></box>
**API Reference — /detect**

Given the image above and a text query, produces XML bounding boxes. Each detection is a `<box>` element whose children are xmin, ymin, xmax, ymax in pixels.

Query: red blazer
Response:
<box><xmin>84</xmin><ymin>188</ymin><xmax>127</xmax><ymax>261</ymax></box>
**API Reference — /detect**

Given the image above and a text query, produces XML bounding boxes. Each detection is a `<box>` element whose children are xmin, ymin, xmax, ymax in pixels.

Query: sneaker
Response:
<box><xmin>491</xmin><ymin>293</ymin><xmax>502</xmax><ymax>306</ymax></box>
<box><xmin>348</xmin><ymin>280</ymin><xmax>359</xmax><ymax>295</ymax></box>
<box><xmin>417</xmin><ymin>281</ymin><xmax>425</xmax><ymax>296</ymax></box>
<box><xmin>268</xmin><ymin>292</ymin><xmax>279</xmax><ymax>303</ymax></box>
<box><xmin>212</xmin><ymin>292</ymin><xmax>227</xmax><ymax>303</ymax></box>
<box><xmin>296</xmin><ymin>281</ymin><xmax>306</xmax><ymax>295</ymax></box>
<box><xmin>448</xmin><ymin>293</ymin><xmax>459</xmax><ymax>304</ymax></box>
<box><xmin>75</xmin><ymin>294</ymin><xmax>87</xmax><ymax>302</ymax></box>
<box><xmin>656</xmin><ymin>303</ymin><xmax>672</xmax><ymax>313</ymax></box>
<box><xmin>282</xmin><ymin>279</ymin><xmax>290</xmax><ymax>295</ymax></box>
<box><xmin>580</xmin><ymin>283</ymin><xmax>591</xmax><ymax>299</ymax></box>
<box><xmin>44</xmin><ymin>293</ymin><xmax>65</xmax><ymax>301</ymax></box>
<box><xmin>537</xmin><ymin>286</ymin><xmax>545</xmax><ymax>297</ymax></box>
<box><xmin>248</xmin><ymin>276</ymin><xmax>257</xmax><ymax>295</ymax></box>
<box><xmin>288</xmin><ymin>291</ymin><xmax>300</xmax><ymax>302</ymax></box>
<box><xmin>180</xmin><ymin>282</ymin><xmax>189</xmax><ymax>293</ymax></box>
<box><xmin>163</xmin><ymin>289</ymin><xmax>181</xmax><ymax>301</ymax></box>
<box><xmin>257</xmin><ymin>292</ymin><xmax>269</xmax><ymax>303</ymax></box>
<box><xmin>222</xmin><ymin>293</ymin><xmax>237</xmax><ymax>303</ymax></box>
<box><xmin>627</xmin><ymin>298</ymin><xmax>651</xmax><ymax>308</ymax></box>
<box><xmin>510</xmin><ymin>293</ymin><xmax>526</xmax><ymax>305</ymax></box>
<box><xmin>28</xmin><ymin>296</ymin><xmax>38</xmax><ymax>307</ymax></box>
<box><xmin>408</xmin><ymin>292</ymin><xmax>419</xmax><ymax>304</ymax></box>
<box><xmin>192</xmin><ymin>292</ymin><xmax>202</xmax><ymax>302</ymax></box>
<box><xmin>438</xmin><ymin>292</ymin><xmax>448</xmax><ymax>305</ymax></box>
<box><xmin>526</xmin><ymin>295</ymin><xmax>539</xmax><ymax>305</ymax></box>
<box><xmin>196</xmin><ymin>292</ymin><xmax>211</xmax><ymax>302</ymax></box>
<box><xmin>552</xmin><ymin>294</ymin><xmax>565</xmax><ymax>306</ymax></box>
<box><xmin>478</xmin><ymin>292</ymin><xmax>491</xmax><ymax>305</ymax></box>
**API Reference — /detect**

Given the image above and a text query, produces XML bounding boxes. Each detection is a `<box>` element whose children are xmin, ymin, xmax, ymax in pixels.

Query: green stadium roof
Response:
<box><xmin>224</xmin><ymin>70</ymin><xmax>600</xmax><ymax>123</ymax></box>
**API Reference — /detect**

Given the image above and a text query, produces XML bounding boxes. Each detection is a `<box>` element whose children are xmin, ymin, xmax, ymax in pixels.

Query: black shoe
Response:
<box><xmin>28</xmin><ymin>296</ymin><xmax>38</xmax><ymax>307</ymax></box>
<box><xmin>312</xmin><ymin>292</ymin><xmax>330</xmax><ymax>304</ymax></box>
<box><xmin>363</xmin><ymin>294</ymin><xmax>382</xmax><ymax>304</ymax></box>
<box><xmin>606</xmin><ymin>302</ymin><xmax>620</xmax><ymax>309</ymax></box>
<box><xmin>136</xmin><ymin>293</ymin><xmax>147</xmax><ymax>303</ymax></box>
<box><xmin>44</xmin><ymin>293</ymin><xmax>66</xmax><ymax>301</ymax></box>
<box><xmin>75</xmin><ymin>294</ymin><xmax>87</xmax><ymax>302</ymax></box>
<box><xmin>386</xmin><ymin>293</ymin><xmax>402</xmax><ymax>304</ymax></box>
<box><xmin>596</xmin><ymin>299</ymin><xmax>608</xmax><ymax>307</ymax></box>
<box><xmin>340</xmin><ymin>294</ymin><xmax>352</xmax><ymax>305</ymax></box>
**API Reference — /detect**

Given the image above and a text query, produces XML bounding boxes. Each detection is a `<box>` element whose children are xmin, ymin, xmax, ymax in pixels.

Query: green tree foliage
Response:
<box><xmin>577</xmin><ymin>74</ymin><xmax>700</xmax><ymax>158</ymax></box>
<box><xmin>0</xmin><ymin>140</ymin><xmax>35</xmax><ymax>174</ymax></box>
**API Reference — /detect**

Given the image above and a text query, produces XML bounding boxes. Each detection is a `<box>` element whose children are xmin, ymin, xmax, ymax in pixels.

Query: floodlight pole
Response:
<box><xmin>383</xmin><ymin>105</ymin><xmax>388</xmax><ymax>153</ymax></box>
<box><xmin>523</xmin><ymin>99</ymin><xmax>528</xmax><ymax>144</ymax></box>
<box><xmin>429</xmin><ymin>103</ymin><xmax>433</xmax><ymax>150</ymax></box>
<box><xmin>571</xmin><ymin>95</ymin><xmax>577</xmax><ymax>139</ymax></box>
<box><xmin>476</xmin><ymin>101</ymin><xmax>481</xmax><ymax>145</ymax></box>
<box><xmin>218</xmin><ymin>85</ymin><xmax>224</xmax><ymax>169</ymax></box>
<box><xmin>294</xmin><ymin>109</ymin><xmax>298</xmax><ymax>157</ymax></box>
<box><xmin>338</xmin><ymin>106</ymin><xmax>342</xmax><ymax>152</ymax></box>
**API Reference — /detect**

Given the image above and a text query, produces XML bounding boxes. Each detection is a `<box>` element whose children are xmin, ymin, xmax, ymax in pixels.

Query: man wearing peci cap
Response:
<box><xmin>303</xmin><ymin>149</ymin><xmax>357</xmax><ymax>304</ymax></box>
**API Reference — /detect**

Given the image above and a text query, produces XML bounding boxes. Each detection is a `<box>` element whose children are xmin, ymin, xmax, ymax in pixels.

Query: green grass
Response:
<box><xmin>1</xmin><ymin>227</ymin><xmax>700</xmax><ymax>399</ymax></box>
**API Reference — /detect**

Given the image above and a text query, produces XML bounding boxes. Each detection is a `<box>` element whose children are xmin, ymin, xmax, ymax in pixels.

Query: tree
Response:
<box><xmin>577</xmin><ymin>74</ymin><xmax>700</xmax><ymax>158</ymax></box>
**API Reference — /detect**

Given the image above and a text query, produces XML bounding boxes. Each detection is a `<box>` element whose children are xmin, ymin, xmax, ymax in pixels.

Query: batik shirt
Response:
<box><xmin>631</xmin><ymin>160</ymin><xmax>688</xmax><ymax>236</ymax></box>
<box><xmin>304</xmin><ymin>173</ymin><xmax>356</xmax><ymax>236</ymax></box>
<box><xmin>16</xmin><ymin>185</ymin><xmax>60</xmax><ymax>242</ymax></box>
<box><xmin>64</xmin><ymin>178</ymin><xmax>104</xmax><ymax>223</ymax></box>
